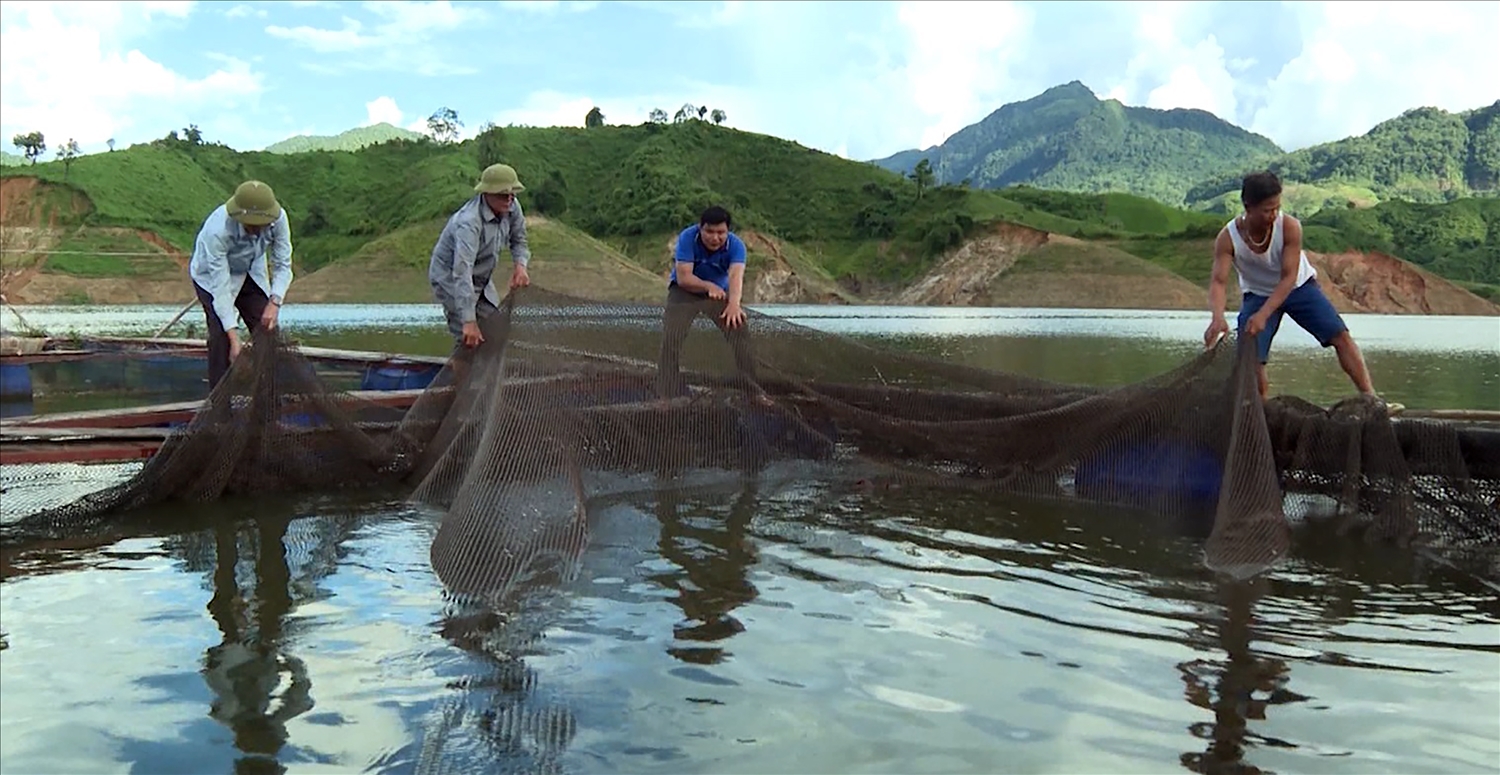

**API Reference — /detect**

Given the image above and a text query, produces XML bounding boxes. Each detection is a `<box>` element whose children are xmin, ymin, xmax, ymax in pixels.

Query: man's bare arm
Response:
<box><xmin>726</xmin><ymin>263</ymin><xmax>745</xmax><ymax>307</ymax></box>
<box><xmin>1207</xmin><ymin>228</ymin><xmax>1234</xmax><ymax>320</ymax></box>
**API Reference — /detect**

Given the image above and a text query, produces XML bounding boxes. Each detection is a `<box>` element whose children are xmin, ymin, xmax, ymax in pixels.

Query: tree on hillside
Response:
<box><xmin>532</xmin><ymin>174</ymin><xmax>568</xmax><ymax>216</ymax></box>
<box><xmin>910</xmin><ymin>158</ymin><xmax>935</xmax><ymax>200</ymax></box>
<box><xmin>673</xmin><ymin>103</ymin><xmax>698</xmax><ymax>123</ymax></box>
<box><xmin>585</xmin><ymin>106</ymin><xmax>605</xmax><ymax>128</ymax></box>
<box><xmin>710</xmin><ymin>109</ymin><xmax>726</xmax><ymax>126</ymax></box>
<box><xmin>474</xmin><ymin>123</ymin><xmax>508</xmax><ymax>169</ymax></box>
<box><xmin>106</xmin><ymin>138</ymin><xmax>115</xmax><ymax>152</ymax></box>
<box><xmin>648</xmin><ymin>108</ymin><xmax>668</xmax><ymax>124</ymax></box>
<box><xmin>696</xmin><ymin>106</ymin><xmax>707</xmax><ymax>120</ymax></box>
<box><xmin>12</xmin><ymin>131</ymin><xmax>45</xmax><ymax>165</ymax></box>
<box><xmin>428</xmin><ymin>107</ymin><xmax>463</xmax><ymax>144</ymax></box>
<box><xmin>182</xmin><ymin>124</ymin><xmax>203</xmax><ymax>144</ymax></box>
<box><xmin>55</xmin><ymin>138</ymin><xmax>80</xmax><ymax>181</ymax></box>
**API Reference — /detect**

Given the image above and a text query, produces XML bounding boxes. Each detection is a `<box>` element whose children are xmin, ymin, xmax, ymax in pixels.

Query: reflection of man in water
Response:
<box><xmin>652</xmin><ymin>477</ymin><xmax>761</xmax><ymax>663</ymax></box>
<box><xmin>202</xmin><ymin>517</ymin><xmax>313</xmax><ymax>765</ymax></box>
<box><xmin>654</xmin><ymin>206</ymin><xmax>765</xmax><ymax>402</ymax></box>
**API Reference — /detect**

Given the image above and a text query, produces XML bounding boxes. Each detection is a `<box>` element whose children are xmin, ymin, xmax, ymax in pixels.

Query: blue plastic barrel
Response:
<box><xmin>0</xmin><ymin>362</ymin><xmax>33</xmax><ymax>401</ymax></box>
<box><xmin>1075</xmin><ymin>441</ymin><xmax>1223</xmax><ymax>509</ymax></box>
<box><xmin>361</xmin><ymin>362</ymin><xmax>442</xmax><ymax>392</ymax></box>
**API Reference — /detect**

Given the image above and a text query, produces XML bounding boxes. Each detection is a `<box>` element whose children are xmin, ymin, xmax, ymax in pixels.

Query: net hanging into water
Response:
<box><xmin>4</xmin><ymin>287</ymin><xmax>1497</xmax><ymax>594</ymax></box>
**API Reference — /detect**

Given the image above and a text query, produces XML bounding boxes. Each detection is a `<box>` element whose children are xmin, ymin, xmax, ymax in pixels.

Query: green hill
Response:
<box><xmin>1185</xmin><ymin>102</ymin><xmax>1500</xmax><ymax>215</ymax></box>
<box><xmin>1</xmin><ymin>119</ymin><xmax>1495</xmax><ymax>309</ymax></box>
<box><xmin>1</xmin><ymin>150</ymin><xmax>23</xmax><ymax>166</ymax></box>
<box><xmin>869</xmin><ymin>81</ymin><xmax>1284</xmax><ymax>206</ymax></box>
<box><xmin>262</xmin><ymin>122</ymin><xmax>427</xmax><ymax>154</ymax></box>
<box><xmin>872</xmin><ymin>84</ymin><xmax>1499</xmax><ymax>221</ymax></box>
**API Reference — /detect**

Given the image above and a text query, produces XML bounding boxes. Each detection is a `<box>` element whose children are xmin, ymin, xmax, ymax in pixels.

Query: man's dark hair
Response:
<box><xmin>1241</xmin><ymin>171</ymin><xmax>1282</xmax><ymax>207</ymax></box>
<box><xmin>699</xmin><ymin>205</ymin><xmax>732</xmax><ymax>228</ymax></box>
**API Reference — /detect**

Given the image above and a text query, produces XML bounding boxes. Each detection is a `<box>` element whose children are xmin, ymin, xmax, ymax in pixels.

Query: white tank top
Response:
<box><xmin>1226</xmin><ymin>213</ymin><xmax>1316</xmax><ymax>297</ymax></box>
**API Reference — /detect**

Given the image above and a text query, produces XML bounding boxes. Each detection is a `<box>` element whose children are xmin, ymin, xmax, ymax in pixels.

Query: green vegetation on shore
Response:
<box><xmin>3</xmin><ymin>101</ymin><xmax>1498</xmax><ymax>302</ymax></box>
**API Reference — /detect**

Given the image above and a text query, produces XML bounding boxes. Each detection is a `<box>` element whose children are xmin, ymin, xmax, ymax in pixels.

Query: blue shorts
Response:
<box><xmin>1238</xmin><ymin>278</ymin><xmax>1348</xmax><ymax>364</ymax></box>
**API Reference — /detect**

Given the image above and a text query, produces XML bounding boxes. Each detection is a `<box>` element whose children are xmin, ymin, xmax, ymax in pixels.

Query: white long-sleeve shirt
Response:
<box><xmin>188</xmin><ymin>204</ymin><xmax>294</xmax><ymax>331</ymax></box>
<box><xmin>427</xmin><ymin>196</ymin><xmax>529</xmax><ymax>324</ymax></box>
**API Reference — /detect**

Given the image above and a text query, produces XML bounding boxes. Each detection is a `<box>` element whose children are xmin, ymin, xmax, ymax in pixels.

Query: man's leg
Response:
<box><xmin>1282</xmin><ymin>279</ymin><xmax>1375</xmax><ymax>396</ymax></box>
<box><xmin>1236</xmin><ymin>292</ymin><xmax>1282</xmax><ymax>400</ymax></box>
<box><xmin>194</xmin><ymin>282</ymin><xmax>233</xmax><ymax>391</ymax></box>
<box><xmin>711</xmin><ymin>306</ymin><xmax>766</xmax><ymax>400</ymax></box>
<box><xmin>655</xmin><ymin>286</ymin><xmax>701</xmax><ymax>400</ymax></box>
<box><xmin>235</xmin><ymin>281</ymin><xmax>270</xmax><ymax>339</ymax></box>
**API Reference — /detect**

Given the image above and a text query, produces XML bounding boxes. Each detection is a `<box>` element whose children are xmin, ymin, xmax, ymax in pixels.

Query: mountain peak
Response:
<box><xmin>1040</xmin><ymin>80</ymin><xmax>1098</xmax><ymax>100</ymax></box>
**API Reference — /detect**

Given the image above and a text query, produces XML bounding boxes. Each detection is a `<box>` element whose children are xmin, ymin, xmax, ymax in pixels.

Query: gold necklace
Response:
<box><xmin>1240</xmin><ymin>217</ymin><xmax>1272</xmax><ymax>252</ymax></box>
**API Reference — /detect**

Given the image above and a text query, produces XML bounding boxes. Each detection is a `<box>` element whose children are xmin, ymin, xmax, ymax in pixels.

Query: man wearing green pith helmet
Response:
<box><xmin>428</xmin><ymin>163</ymin><xmax>532</xmax><ymax>348</ymax></box>
<box><xmin>189</xmin><ymin>179</ymin><xmax>294</xmax><ymax>390</ymax></box>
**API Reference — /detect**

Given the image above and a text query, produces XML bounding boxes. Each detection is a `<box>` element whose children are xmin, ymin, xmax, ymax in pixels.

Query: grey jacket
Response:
<box><xmin>428</xmin><ymin>195</ymin><xmax>530</xmax><ymax>323</ymax></box>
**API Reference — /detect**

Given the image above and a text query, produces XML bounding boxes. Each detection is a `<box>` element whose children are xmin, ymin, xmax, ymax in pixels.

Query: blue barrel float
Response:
<box><xmin>360</xmin><ymin>359</ymin><xmax>443</xmax><ymax>392</ymax></box>
<box><xmin>0</xmin><ymin>362</ymin><xmax>34</xmax><ymax>415</ymax></box>
<box><xmin>1074</xmin><ymin>439</ymin><xmax>1224</xmax><ymax>513</ymax></box>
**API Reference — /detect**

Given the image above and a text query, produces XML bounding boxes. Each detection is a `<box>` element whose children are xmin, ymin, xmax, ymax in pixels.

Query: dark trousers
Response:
<box><xmin>655</xmin><ymin>284</ymin><xmax>760</xmax><ymax>398</ymax></box>
<box><xmin>194</xmin><ymin>280</ymin><xmax>270</xmax><ymax>390</ymax></box>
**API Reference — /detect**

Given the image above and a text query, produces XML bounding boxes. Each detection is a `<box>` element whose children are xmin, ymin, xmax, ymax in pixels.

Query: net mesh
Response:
<box><xmin>4</xmin><ymin>287</ymin><xmax>1497</xmax><ymax>593</ymax></box>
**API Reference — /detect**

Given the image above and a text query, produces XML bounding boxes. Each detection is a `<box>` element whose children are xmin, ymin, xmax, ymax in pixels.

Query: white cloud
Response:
<box><xmin>492</xmin><ymin>91</ymin><xmax>602</xmax><ymax>128</ymax></box>
<box><xmin>896</xmin><ymin>1</ymin><xmax>1035</xmax><ymax>149</ymax></box>
<box><xmin>363</xmin><ymin>96</ymin><xmax>404</xmax><ymax>127</ymax></box>
<box><xmin>1249</xmin><ymin>1</ymin><xmax>1500</xmax><ymax>150</ymax></box>
<box><xmin>0</xmin><ymin>1</ymin><xmax>263</xmax><ymax>151</ymax></box>
<box><xmin>1098</xmin><ymin>3</ymin><xmax>1239</xmax><ymax>124</ymax></box>
<box><xmin>266</xmin><ymin>1</ymin><xmax>488</xmax><ymax>75</ymax></box>
<box><xmin>676</xmin><ymin>0</ymin><xmax>745</xmax><ymax>28</ymax></box>
<box><xmin>224</xmin><ymin>4</ymin><xmax>266</xmax><ymax>19</ymax></box>
<box><xmin>502</xmin><ymin>0</ymin><xmax>600</xmax><ymax>12</ymax></box>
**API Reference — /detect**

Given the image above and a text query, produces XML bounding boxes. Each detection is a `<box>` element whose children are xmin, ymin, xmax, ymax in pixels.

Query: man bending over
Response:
<box><xmin>655</xmin><ymin>205</ymin><xmax>765</xmax><ymax>402</ymax></box>
<box><xmin>188</xmin><ymin>179</ymin><xmax>293</xmax><ymax>390</ymax></box>
<box><xmin>1204</xmin><ymin>171</ymin><xmax>1385</xmax><ymax>407</ymax></box>
<box><xmin>429</xmin><ymin>163</ymin><xmax>531</xmax><ymax>349</ymax></box>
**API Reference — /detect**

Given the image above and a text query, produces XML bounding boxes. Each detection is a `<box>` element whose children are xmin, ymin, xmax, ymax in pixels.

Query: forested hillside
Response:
<box><xmin>870</xmin><ymin>82</ymin><xmax>1282</xmax><ymax>206</ymax></box>
<box><xmin>2</xmin><ymin>114</ymin><xmax>1495</xmax><ymax>308</ymax></box>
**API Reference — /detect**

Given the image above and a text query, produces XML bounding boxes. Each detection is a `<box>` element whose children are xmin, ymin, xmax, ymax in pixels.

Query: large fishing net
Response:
<box><xmin>3</xmin><ymin>287</ymin><xmax>1497</xmax><ymax>595</ymax></box>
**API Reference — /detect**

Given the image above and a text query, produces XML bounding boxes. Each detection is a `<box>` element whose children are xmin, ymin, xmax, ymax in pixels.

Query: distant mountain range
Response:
<box><xmin>261</xmin><ymin>122</ymin><xmax>426</xmax><ymax>154</ymax></box>
<box><xmin>0</xmin><ymin>150</ymin><xmax>22</xmax><ymax>166</ymax></box>
<box><xmin>871</xmin><ymin>81</ymin><xmax>1500</xmax><ymax>217</ymax></box>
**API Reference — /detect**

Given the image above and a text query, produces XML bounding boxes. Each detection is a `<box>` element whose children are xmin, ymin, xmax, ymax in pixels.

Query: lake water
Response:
<box><xmin>1</xmin><ymin>302</ymin><xmax>1498</xmax><ymax>775</ymax></box>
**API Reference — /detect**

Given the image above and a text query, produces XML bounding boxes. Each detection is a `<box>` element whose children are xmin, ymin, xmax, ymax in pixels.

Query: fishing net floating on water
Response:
<box><xmin>3</xmin><ymin>287</ymin><xmax>1497</xmax><ymax>593</ymax></box>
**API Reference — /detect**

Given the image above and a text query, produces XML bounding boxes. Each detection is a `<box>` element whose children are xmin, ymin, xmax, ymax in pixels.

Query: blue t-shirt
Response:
<box><xmin>669</xmin><ymin>224</ymin><xmax>746</xmax><ymax>292</ymax></box>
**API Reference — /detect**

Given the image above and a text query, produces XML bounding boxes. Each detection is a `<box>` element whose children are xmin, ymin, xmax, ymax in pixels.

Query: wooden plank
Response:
<box><xmin>0</xmin><ymin>440</ymin><xmax>162</xmax><ymax>465</ymax></box>
<box><xmin>1398</xmin><ymin>408</ymin><xmax>1500</xmax><ymax>423</ymax></box>
<box><xmin>1</xmin><ymin>420</ymin><xmax>410</xmax><ymax>443</ymax></box>
<box><xmin>0</xmin><ymin>388</ymin><xmax>432</xmax><ymax>429</ymax></box>
<box><xmin>0</xmin><ymin>426</ymin><xmax>174</xmax><ymax>441</ymax></box>
<box><xmin>84</xmin><ymin>336</ymin><xmax>451</xmax><ymax>367</ymax></box>
<box><xmin>0</xmin><ymin>349</ymin><xmax>206</xmax><ymax>365</ymax></box>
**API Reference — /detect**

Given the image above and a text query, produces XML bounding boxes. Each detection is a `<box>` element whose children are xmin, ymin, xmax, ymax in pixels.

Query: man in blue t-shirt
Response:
<box><xmin>655</xmin><ymin>205</ymin><xmax>764</xmax><ymax>401</ymax></box>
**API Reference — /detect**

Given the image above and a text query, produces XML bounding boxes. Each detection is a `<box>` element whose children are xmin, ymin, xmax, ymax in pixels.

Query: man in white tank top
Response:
<box><xmin>1204</xmin><ymin>171</ymin><xmax>1380</xmax><ymax>404</ymax></box>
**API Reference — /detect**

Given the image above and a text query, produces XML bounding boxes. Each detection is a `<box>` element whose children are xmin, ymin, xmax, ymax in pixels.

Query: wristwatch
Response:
<box><xmin>270</xmin><ymin>294</ymin><xmax>283</xmax><ymax>305</ymax></box>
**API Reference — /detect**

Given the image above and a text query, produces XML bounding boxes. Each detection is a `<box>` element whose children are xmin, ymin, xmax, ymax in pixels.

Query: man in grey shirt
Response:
<box><xmin>428</xmin><ymin>163</ymin><xmax>532</xmax><ymax>347</ymax></box>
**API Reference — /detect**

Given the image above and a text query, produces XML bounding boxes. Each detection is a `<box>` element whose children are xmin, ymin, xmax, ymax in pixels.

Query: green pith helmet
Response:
<box><xmin>226</xmin><ymin>180</ymin><xmax>281</xmax><ymax>226</ymax></box>
<box><xmin>474</xmin><ymin>163</ymin><xmax>526</xmax><ymax>195</ymax></box>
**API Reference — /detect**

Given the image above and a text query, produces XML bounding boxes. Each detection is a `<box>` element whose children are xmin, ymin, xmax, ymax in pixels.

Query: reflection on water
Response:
<box><xmin>2</xmin><ymin>300</ymin><xmax>1498</xmax><ymax>773</ymax></box>
<box><xmin>200</xmin><ymin>514</ymin><xmax>312</xmax><ymax>774</ymax></box>
<box><xmin>3</xmin><ymin>471</ymin><xmax>1496</xmax><ymax>774</ymax></box>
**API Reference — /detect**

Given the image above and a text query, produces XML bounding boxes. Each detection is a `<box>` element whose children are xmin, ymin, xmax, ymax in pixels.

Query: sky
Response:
<box><xmin>1</xmin><ymin>0</ymin><xmax>1496</xmax><ymax>162</ymax></box>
